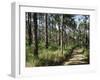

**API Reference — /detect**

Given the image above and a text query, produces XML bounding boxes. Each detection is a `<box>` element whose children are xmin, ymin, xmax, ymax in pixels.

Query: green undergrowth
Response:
<box><xmin>26</xmin><ymin>44</ymin><xmax>77</xmax><ymax>67</ymax></box>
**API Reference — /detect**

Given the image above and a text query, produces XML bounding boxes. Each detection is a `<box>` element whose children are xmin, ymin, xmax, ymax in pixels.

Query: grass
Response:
<box><xmin>26</xmin><ymin>40</ymin><xmax>89</xmax><ymax>67</ymax></box>
<box><xmin>26</xmin><ymin>43</ymin><xmax>77</xmax><ymax>67</ymax></box>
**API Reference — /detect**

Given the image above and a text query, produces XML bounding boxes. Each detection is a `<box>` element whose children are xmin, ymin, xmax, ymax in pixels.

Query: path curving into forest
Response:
<box><xmin>63</xmin><ymin>48</ymin><xmax>88</xmax><ymax>65</ymax></box>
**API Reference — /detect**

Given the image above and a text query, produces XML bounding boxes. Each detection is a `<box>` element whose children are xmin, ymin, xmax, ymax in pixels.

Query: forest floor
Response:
<box><xmin>63</xmin><ymin>48</ymin><xmax>88</xmax><ymax>65</ymax></box>
<box><xmin>26</xmin><ymin>47</ymin><xmax>89</xmax><ymax>67</ymax></box>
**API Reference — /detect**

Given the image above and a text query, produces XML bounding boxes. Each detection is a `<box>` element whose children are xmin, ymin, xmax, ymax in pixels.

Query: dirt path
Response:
<box><xmin>63</xmin><ymin>48</ymin><xmax>87</xmax><ymax>65</ymax></box>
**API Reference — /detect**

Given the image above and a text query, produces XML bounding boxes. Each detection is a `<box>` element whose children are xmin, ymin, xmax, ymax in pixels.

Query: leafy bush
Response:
<box><xmin>48</xmin><ymin>43</ymin><xmax>58</xmax><ymax>51</ymax></box>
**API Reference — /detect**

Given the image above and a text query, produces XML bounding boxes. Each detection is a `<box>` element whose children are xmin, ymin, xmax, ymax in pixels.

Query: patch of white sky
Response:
<box><xmin>73</xmin><ymin>14</ymin><xmax>85</xmax><ymax>29</ymax></box>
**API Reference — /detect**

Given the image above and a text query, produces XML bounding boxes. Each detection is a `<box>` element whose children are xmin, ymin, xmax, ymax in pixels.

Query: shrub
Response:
<box><xmin>26</xmin><ymin>46</ymin><xmax>33</xmax><ymax>62</ymax></box>
<box><xmin>83</xmin><ymin>48</ymin><xmax>89</xmax><ymax>58</ymax></box>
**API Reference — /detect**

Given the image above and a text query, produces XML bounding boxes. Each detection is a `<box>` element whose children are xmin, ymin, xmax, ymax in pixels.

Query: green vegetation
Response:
<box><xmin>25</xmin><ymin>12</ymin><xmax>90</xmax><ymax>67</ymax></box>
<box><xmin>26</xmin><ymin>43</ymin><xmax>77</xmax><ymax>66</ymax></box>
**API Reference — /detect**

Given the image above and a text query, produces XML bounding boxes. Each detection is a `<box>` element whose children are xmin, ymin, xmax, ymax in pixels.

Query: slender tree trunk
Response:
<box><xmin>48</xmin><ymin>15</ymin><xmax>51</xmax><ymax>40</ymax></box>
<box><xmin>49</xmin><ymin>24</ymin><xmax>51</xmax><ymax>39</ymax></box>
<box><xmin>28</xmin><ymin>13</ymin><xmax>32</xmax><ymax>46</ymax></box>
<box><xmin>33</xmin><ymin>13</ymin><xmax>38</xmax><ymax>57</ymax></box>
<box><xmin>50</xmin><ymin>15</ymin><xmax>53</xmax><ymax>41</ymax></box>
<box><xmin>56</xmin><ymin>28</ymin><xmax>57</xmax><ymax>44</ymax></box>
<box><xmin>45</xmin><ymin>14</ymin><xmax>48</xmax><ymax>48</ymax></box>
<box><xmin>61</xmin><ymin>15</ymin><xmax>63</xmax><ymax>54</ymax></box>
<box><xmin>26</xmin><ymin>13</ymin><xmax>28</xmax><ymax>44</ymax></box>
<box><xmin>58</xmin><ymin>25</ymin><xmax>60</xmax><ymax>46</ymax></box>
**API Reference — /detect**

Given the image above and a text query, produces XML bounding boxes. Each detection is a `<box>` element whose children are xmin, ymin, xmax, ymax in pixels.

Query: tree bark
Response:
<box><xmin>58</xmin><ymin>24</ymin><xmax>60</xmax><ymax>46</ymax></box>
<box><xmin>45</xmin><ymin>13</ymin><xmax>48</xmax><ymax>48</ymax></box>
<box><xmin>61</xmin><ymin>15</ymin><xmax>63</xmax><ymax>54</ymax></box>
<box><xmin>33</xmin><ymin>13</ymin><xmax>38</xmax><ymax>57</ymax></box>
<box><xmin>28</xmin><ymin>13</ymin><xmax>32</xmax><ymax>46</ymax></box>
